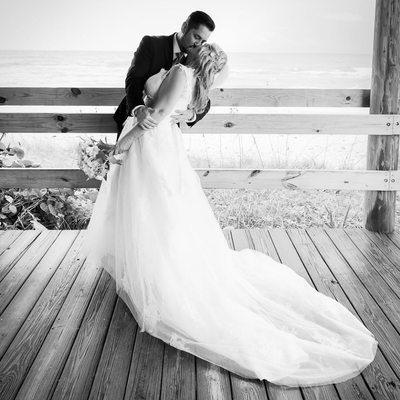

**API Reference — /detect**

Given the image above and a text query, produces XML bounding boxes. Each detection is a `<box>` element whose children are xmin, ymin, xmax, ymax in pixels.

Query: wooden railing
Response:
<box><xmin>1</xmin><ymin>86</ymin><xmax>399</xmax><ymax>192</ymax></box>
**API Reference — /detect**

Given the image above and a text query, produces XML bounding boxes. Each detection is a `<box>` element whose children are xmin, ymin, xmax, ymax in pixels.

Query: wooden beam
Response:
<box><xmin>0</xmin><ymin>87</ymin><xmax>371</xmax><ymax>107</ymax></box>
<box><xmin>0</xmin><ymin>113</ymin><xmax>398</xmax><ymax>135</ymax></box>
<box><xmin>365</xmin><ymin>0</ymin><xmax>400</xmax><ymax>233</ymax></box>
<box><xmin>0</xmin><ymin>168</ymin><xmax>397</xmax><ymax>190</ymax></box>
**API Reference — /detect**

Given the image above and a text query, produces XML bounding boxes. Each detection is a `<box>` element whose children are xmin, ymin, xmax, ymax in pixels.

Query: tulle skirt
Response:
<box><xmin>81</xmin><ymin>116</ymin><xmax>378</xmax><ymax>387</ymax></box>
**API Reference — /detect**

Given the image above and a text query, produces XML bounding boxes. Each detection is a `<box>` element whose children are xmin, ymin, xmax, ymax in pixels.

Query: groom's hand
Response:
<box><xmin>170</xmin><ymin>109</ymin><xmax>196</xmax><ymax>124</ymax></box>
<box><xmin>135</xmin><ymin>106</ymin><xmax>158</xmax><ymax>130</ymax></box>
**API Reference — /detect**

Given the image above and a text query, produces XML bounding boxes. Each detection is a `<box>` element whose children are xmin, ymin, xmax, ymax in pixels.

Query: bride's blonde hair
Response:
<box><xmin>190</xmin><ymin>43</ymin><xmax>228</xmax><ymax>114</ymax></box>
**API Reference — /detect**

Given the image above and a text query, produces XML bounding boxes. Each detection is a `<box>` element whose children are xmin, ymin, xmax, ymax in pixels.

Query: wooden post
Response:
<box><xmin>364</xmin><ymin>0</ymin><xmax>400</xmax><ymax>232</ymax></box>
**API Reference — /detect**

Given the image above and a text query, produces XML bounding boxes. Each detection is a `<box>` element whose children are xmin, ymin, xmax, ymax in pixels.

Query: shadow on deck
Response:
<box><xmin>0</xmin><ymin>227</ymin><xmax>399</xmax><ymax>400</ymax></box>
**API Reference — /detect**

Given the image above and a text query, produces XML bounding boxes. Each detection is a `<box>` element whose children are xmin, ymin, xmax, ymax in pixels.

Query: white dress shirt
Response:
<box><xmin>172</xmin><ymin>33</ymin><xmax>196</xmax><ymax>123</ymax></box>
<box><xmin>172</xmin><ymin>32</ymin><xmax>184</xmax><ymax>61</ymax></box>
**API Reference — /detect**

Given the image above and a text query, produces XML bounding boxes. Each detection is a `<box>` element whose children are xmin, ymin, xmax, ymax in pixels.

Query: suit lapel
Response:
<box><xmin>165</xmin><ymin>33</ymin><xmax>175</xmax><ymax>69</ymax></box>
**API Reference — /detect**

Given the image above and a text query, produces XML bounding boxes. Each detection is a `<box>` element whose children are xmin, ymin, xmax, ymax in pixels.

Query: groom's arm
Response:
<box><xmin>186</xmin><ymin>98</ymin><xmax>211</xmax><ymax>128</ymax></box>
<box><xmin>125</xmin><ymin>35</ymin><xmax>153</xmax><ymax>116</ymax></box>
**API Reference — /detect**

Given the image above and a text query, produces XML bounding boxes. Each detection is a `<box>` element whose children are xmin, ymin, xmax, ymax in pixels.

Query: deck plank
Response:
<box><xmin>306</xmin><ymin>227</ymin><xmax>400</xmax><ymax>400</ymax></box>
<box><xmin>342</xmin><ymin>228</ymin><xmax>400</xmax><ymax>299</ymax></box>
<box><xmin>0</xmin><ymin>231</ymin><xmax>85</xmax><ymax>400</ymax></box>
<box><xmin>383</xmin><ymin>230</ymin><xmax>400</xmax><ymax>250</ymax></box>
<box><xmin>88</xmin><ymin>297</ymin><xmax>137</xmax><ymax>400</ymax></box>
<box><xmin>353</xmin><ymin>229</ymin><xmax>400</xmax><ymax>294</ymax></box>
<box><xmin>161</xmin><ymin>342</ymin><xmax>196</xmax><ymax>400</ymax></box>
<box><xmin>196</xmin><ymin>358</ymin><xmax>233</xmax><ymax>400</ymax></box>
<box><xmin>123</xmin><ymin>330</ymin><xmax>164</xmax><ymax>400</ymax></box>
<box><xmin>0</xmin><ymin>230</ymin><xmax>61</xmax><ymax>315</ymax></box>
<box><xmin>51</xmin><ymin>268</ymin><xmax>117</xmax><ymax>400</ymax></box>
<box><xmin>0</xmin><ymin>231</ymin><xmax>24</xmax><ymax>255</ymax></box>
<box><xmin>324</xmin><ymin>229</ymin><xmax>400</xmax><ymax>340</ymax></box>
<box><xmin>14</xmin><ymin>232</ymin><xmax>103</xmax><ymax>400</ymax></box>
<box><xmin>0</xmin><ymin>230</ymin><xmax>78</xmax><ymax>360</ymax></box>
<box><xmin>0</xmin><ymin>230</ymin><xmax>41</xmax><ymax>281</ymax></box>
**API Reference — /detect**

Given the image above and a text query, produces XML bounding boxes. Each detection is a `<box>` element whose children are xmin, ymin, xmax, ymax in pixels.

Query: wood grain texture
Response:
<box><xmin>0</xmin><ymin>230</ymin><xmax>60</xmax><ymax>316</ymax></box>
<box><xmin>0</xmin><ymin>231</ymin><xmax>85</xmax><ymax>400</ymax></box>
<box><xmin>0</xmin><ymin>230</ymin><xmax>39</xmax><ymax>280</ymax></box>
<box><xmin>0</xmin><ymin>231</ymin><xmax>76</xmax><ymax>366</ymax></box>
<box><xmin>14</xmin><ymin>231</ymin><xmax>102</xmax><ymax>400</ymax></box>
<box><xmin>0</xmin><ymin>87</ymin><xmax>371</xmax><ymax>107</ymax></box>
<box><xmin>1</xmin><ymin>113</ymin><xmax>399</xmax><ymax>135</ymax></box>
<box><xmin>0</xmin><ymin>167</ymin><xmax>398</xmax><ymax>191</ymax></box>
<box><xmin>365</xmin><ymin>0</ymin><xmax>400</xmax><ymax>232</ymax></box>
<box><xmin>51</xmin><ymin>268</ymin><xmax>117</xmax><ymax>400</ymax></box>
<box><xmin>307</xmin><ymin>227</ymin><xmax>400</xmax><ymax>400</ymax></box>
<box><xmin>196</xmin><ymin>358</ymin><xmax>233</xmax><ymax>400</ymax></box>
<box><xmin>324</xmin><ymin>228</ymin><xmax>400</xmax><ymax>334</ymax></box>
<box><xmin>88</xmin><ymin>298</ymin><xmax>137</xmax><ymax>400</ymax></box>
<box><xmin>0</xmin><ymin>230</ymin><xmax>23</xmax><ymax>255</ymax></box>
<box><xmin>124</xmin><ymin>331</ymin><xmax>164</xmax><ymax>400</ymax></box>
<box><xmin>344</xmin><ymin>228</ymin><xmax>400</xmax><ymax>296</ymax></box>
<box><xmin>287</xmin><ymin>228</ymin><xmax>395</xmax><ymax>400</ymax></box>
<box><xmin>160</xmin><ymin>344</ymin><xmax>196</xmax><ymax>400</ymax></box>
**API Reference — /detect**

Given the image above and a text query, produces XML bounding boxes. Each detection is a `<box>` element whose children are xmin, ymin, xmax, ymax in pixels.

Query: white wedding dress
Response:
<box><xmin>82</xmin><ymin>64</ymin><xmax>378</xmax><ymax>387</ymax></box>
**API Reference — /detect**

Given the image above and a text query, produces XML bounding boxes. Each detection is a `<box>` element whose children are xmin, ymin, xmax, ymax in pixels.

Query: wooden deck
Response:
<box><xmin>0</xmin><ymin>228</ymin><xmax>399</xmax><ymax>400</ymax></box>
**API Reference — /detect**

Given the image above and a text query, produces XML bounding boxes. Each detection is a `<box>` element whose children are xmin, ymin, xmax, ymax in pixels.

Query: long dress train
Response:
<box><xmin>81</xmin><ymin>64</ymin><xmax>378</xmax><ymax>387</ymax></box>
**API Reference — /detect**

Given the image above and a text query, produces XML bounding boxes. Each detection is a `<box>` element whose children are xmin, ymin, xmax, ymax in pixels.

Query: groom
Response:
<box><xmin>114</xmin><ymin>11</ymin><xmax>216</xmax><ymax>140</ymax></box>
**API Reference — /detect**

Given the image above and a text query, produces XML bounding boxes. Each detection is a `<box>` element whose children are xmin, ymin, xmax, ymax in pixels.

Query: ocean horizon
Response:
<box><xmin>0</xmin><ymin>50</ymin><xmax>372</xmax><ymax>88</ymax></box>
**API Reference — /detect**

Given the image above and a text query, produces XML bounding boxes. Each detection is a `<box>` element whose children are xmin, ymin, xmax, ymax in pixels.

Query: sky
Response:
<box><xmin>0</xmin><ymin>0</ymin><xmax>375</xmax><ymax>54</ymax></box>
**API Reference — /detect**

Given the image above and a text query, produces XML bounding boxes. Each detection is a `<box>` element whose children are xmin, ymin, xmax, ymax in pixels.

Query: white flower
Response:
<box><xmin>77</xmin><ymin>137</ymin><xmax>113</xmax><ymax>180</ymax></box>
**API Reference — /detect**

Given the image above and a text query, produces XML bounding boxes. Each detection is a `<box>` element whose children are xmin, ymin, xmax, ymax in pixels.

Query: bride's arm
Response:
<box><xmin>149</xmin><ymin>64</ymin><xmax>187</xmax><ymax>123</ymax></box>
<box><xmin>115</xmin><ymin>65</ymin><xmax>186</xmax><ymax>152</ymax></box>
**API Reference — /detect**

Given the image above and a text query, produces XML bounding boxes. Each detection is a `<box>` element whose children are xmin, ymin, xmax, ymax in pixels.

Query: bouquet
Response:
<box><xmin>77</xmin><ymin>136</ymin><xmax>124</xmax><ymax>181</ymax></box>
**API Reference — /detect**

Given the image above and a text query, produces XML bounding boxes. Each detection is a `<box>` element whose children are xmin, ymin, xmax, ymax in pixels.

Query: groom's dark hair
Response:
<box><xmin>187</xmin><ymin>11</ymin><xmax>215</xmax><ymax>32</ymax></box>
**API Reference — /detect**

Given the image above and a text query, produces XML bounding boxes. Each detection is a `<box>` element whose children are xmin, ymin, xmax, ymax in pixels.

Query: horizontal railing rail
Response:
<box><xmin>0</xmin><ymin>86</ymin><xmax>399</xmax><ymax>191</ymax></box>
<box><xmin>0</xmin><ymin>113</ymin><xmax>399</xmax><ymax>135</ymax></box>
<box><xmin>0</xmin><ymin>87</ymin><xmax>372</xmax><ymax>107</ymax></box>
<box><xmin>0</xmin><ymin>168</ymin><xmax>398</xmax><ymax>190</ymax></box>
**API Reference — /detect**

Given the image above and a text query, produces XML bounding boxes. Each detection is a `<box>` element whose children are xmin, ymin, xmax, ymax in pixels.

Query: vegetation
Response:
<box><xmin>1</xmin><ymin>134</ymin><xmax>399</xmax><ymax>231</ymax></box>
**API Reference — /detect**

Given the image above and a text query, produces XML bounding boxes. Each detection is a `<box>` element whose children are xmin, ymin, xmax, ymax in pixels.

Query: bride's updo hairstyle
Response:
<box><xmin>191</xmin><ymin>43</ymin><xmax>228</xmax><ymax>114</ymax></box>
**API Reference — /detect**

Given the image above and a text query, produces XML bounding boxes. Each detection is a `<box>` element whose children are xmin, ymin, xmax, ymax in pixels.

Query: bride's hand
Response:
<box><xmin>114</xmin><ymin>135</ymin><xmax>132</xmax><ymax>154</ymax></box>
<box><xmin>114</xmin><ymin>142</ymin><xmax>126</xmax><ymax>155</ymax></box>
<box><xmin>109</xmin><ymin>153</ymin><xmax>124</xmax><ymax>165</ymax></box>
<box><xmin>113</xmin><ymin>124</ymin><xmax>146</xmax><ymax>157</ymax></box>
<box><xmin>108</xmin><ymin>145</ymin><xmax>124</xmax><ymax>165</ymax></box>
<box><xmin>170</xmin><ymin>108</ymin><xmax>196</xmax><ymax>124</ymax></box>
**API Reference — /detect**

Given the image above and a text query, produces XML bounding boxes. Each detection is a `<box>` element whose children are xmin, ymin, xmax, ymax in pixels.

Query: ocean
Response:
<box><xmin>0</xmin><ymin>50</ymin><xmax>373</xmax><ymax>170</ymax></box>
<box><xmin>0</xmin><ymin>50</ymin><xmax>372</xmax><ymax>88</ymax></box>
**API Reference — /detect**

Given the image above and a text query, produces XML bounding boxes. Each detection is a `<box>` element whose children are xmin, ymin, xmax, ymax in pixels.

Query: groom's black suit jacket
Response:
<box><xmin>113</xmin><ymin>33</ymin><xmax>211</xmax><ymax>140</ymax></box>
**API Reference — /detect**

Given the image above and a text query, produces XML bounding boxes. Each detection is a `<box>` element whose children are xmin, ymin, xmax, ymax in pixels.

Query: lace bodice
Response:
<box><xmin>143</xmin><ymin>64</ymin><xmax>195</xmax><ymax>119</ymax></box>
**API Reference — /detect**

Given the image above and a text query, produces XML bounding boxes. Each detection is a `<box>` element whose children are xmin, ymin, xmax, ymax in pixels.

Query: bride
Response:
<box><xmin>82</xmin><ymin>42</ymin><xmax>378</xmax><ymax>387</ymax></box>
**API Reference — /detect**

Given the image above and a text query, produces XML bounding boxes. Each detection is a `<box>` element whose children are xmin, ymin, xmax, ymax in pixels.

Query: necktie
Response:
<box><xmin>173</xmin><ymin>52</ymin><xmax>186</xmax><ymax>66</ymax></box>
